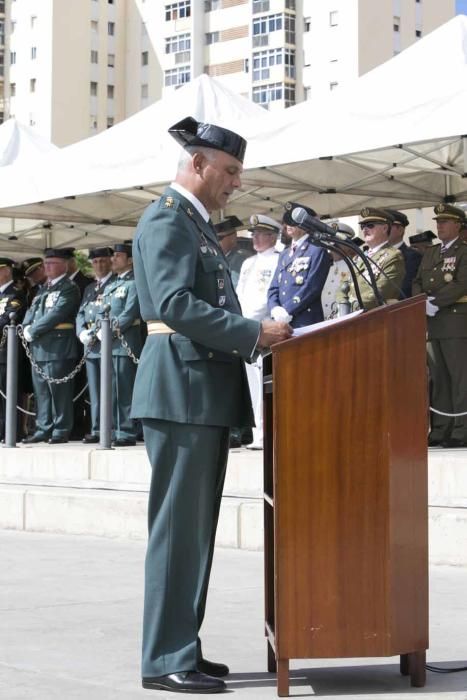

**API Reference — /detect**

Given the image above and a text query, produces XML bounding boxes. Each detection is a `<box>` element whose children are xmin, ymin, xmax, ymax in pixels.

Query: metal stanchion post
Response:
<box><xmin>4</xmin><ymin>313</ymin><xmax>18</xmax><ymax>448</ymax></box>
<box><xmin>99</xmin><ymin>305</ymin><xmax>113</xmax><ymax>449</ymax></box>
<box><xmin>338</xmin><ymin>281</ymin><xmax>352</xmax><ymax>317</ymax></box>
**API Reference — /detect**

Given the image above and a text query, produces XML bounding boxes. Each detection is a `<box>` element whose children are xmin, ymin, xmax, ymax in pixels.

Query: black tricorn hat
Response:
<box><xmin>44</xmin><ymin>248</ymin><xmax>73</xmax><ymax>259</ymax></box>
<box><xmin>409</xmin><ymin>231</ymin><xmax>436</xmax><ymax>245</ymax></box>
<box><xmin>384</xmin><ymin>208</ymin><xmax>409</xmax><ymax>227</ymax></box>
<box><xmin>113</xmin><ymin>241</ymin><xmax>132</xmax><ymax>256</ymax></box>
<box><xmin>89</xmin><ymin>246</ymin><xmax>114</xmax><ymax>259</ymax></box>
<box><xmin>168</xmin><ymin>116</ymin><xmax>247</xmax><ymax>164</ymax></box>
<box><xmin>214</xmin><ymin>215</ymin><xmax>244</xmax><ymax>238</ymax></box>
<box><xmin>283</xmin><ymin>201</ymin><xmax>317</xmax><ymax>227</ymax></box>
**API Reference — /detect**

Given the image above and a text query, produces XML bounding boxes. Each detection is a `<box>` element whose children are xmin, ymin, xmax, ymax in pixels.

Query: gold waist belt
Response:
<box><xmin>54</xmin><ymin>323</ymin><xmax>74</xmax><ymax>330</ymax></box>
<box><xmin>456</xmin><ymin>296</ymin><xmax>467</xmax><ymax>303</ymax></box>
<box><xmin>147</xmin><ymin>321</ymin><xmax>175</xmax><ymax>335</ymax></box>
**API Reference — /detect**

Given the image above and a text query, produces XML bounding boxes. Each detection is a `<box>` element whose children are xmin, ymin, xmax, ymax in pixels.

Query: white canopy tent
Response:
<box><xmin>0</xmin><ymin>17</ymin><xmax>466</xmax><ymax>247</ymax></box>
<box><xmin>0</xmin><ymin>75</ymin><xmax>268</xmax><ymax>252</ymax></box>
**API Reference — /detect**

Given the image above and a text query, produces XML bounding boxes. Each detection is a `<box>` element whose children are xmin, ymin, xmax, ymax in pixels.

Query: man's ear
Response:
<box><xmin>192</xmin><ymin>152</ymin><xmax>204</xmax><ymax>173</ymax></box>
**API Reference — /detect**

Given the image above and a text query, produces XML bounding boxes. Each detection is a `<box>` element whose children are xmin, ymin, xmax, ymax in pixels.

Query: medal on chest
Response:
<box><xmin>45</xmin><ymin>291</ymin><xmax>60</xmax><ymax>308</ymax></box>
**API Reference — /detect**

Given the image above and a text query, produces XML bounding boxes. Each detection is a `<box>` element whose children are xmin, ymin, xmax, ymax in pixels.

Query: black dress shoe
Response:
<box><xmin>142</xmin><ymin>671</ymin><xmax>226</xmax><ymax>693</ymax></box>
<box><xmin>198</xmin><ymin>658</ymin><xmax>229</xmax><ymax>678</ymax></box>
<box><xmin>83</xmin><ymin>434</ymin><xmax>99</xmax><ymax>444</ymax></box>
<box><xmin>428</xmin><ymin>438</ymin><xmax>443</xmax><ymax>447</ymax></box>
<box><xmin>22</xmin><ymin>434</ymin><xmax>47</xmax><ymax>444</ymax></box>
<box><xmin>442</xmin><ymin>437</ymin><xmax>467</xmax><ymax>448</ymax></box>
<box><xmin>241</xmin><ymin>427</ymin><xmax>254</xmax><ymax>445</ymax></box>
<box><xmin>112</xmin><ymin>438</ymin><xmax>136</xmax><ymax>447</ymax></box>
<box><xmin>48</xmin><ymin>436</ymin><xmax>68</xmax><ymax>444</ymax></box>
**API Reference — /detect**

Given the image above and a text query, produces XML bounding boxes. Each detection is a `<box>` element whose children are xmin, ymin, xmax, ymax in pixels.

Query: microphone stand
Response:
<box><xmin>310</xmin><ymin>236</ymin><xmax>365</xmax><ymax>311</ymax></box>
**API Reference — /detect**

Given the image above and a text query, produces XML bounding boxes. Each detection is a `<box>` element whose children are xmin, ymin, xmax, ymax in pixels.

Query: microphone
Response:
<box><xmin>291</xmin><ymin>207</ymin><xmax>348</xmax><ymax>240</ymax></box>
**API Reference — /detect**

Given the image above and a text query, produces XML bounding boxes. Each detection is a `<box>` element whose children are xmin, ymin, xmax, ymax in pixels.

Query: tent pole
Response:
<box><xmin>463</xmin><ymin>136</ymin><xmax>467</xmax><ymax>176</ymax></box>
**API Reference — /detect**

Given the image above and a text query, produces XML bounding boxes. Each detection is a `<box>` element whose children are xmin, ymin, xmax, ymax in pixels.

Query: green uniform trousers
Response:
<box><xmin>85</xmin><ymin>358</ymin><xmax>101</xmax><ymax>436</ymax></box>
<box><xmin>112</xmin><ymin>356</ymin><xmax>136</xmax><ymax>441</ymax></box>
<box><xmin>427</xmin><ymin>338</ymin><xmax>467</xmax><ymax>442</ymax></box>
<box><xmin>31</xmin><ymin>360</ymin><xmax>76</xmax><ymax>438</ymax></box>
<box><xmin>141</xmin><ymin>419</ymin><xmax>229</xmax><ymax>678</ymax></box>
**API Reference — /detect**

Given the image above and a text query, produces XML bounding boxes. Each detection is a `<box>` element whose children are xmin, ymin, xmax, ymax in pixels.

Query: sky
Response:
<box><xmin>456</xmin><ymin>0</ymin><xmax>467</xmax><ymax>15</ymax></box>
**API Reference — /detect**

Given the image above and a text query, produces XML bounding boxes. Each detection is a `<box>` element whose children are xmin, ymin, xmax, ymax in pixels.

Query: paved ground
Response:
<box><xmin>1</xmin><ymin>530</ymin><xmax>466</xmax><ymax>700</ymax></box>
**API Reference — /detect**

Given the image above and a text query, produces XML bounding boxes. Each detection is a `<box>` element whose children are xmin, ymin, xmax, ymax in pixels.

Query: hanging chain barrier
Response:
<box><xmin>429</xmin><ymin>407</ymin><xmax>467</xmax><ymax>417</ymax></box>
<box><xmin>17</xmin><ymin>322</ymin><xmax>100</xmax><ymax>386</ymax></box>
<box><xmin>112</xmin><ymin>320</ymin><xmax>140</xmax><ymax>365</ymax></box>
<box><xmin>0</xmin><ymin>325</ymin><xmax>7</xmax><ymax>349</ymax></box>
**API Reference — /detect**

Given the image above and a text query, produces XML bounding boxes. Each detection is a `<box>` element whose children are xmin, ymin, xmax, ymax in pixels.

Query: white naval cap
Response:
<box><xmin>248</xmin><ymin>214</ymin><xmax>281</xmax><ymax>234</ymax></box>
<box><xmin>327</xmin><ymin>219</ymin><xmax>356</xmax><ymax>238</ymax></box>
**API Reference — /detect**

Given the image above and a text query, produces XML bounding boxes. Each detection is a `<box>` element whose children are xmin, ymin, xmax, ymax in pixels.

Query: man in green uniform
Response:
<box><xmin>0</xmin><ymin>258</ymin><xmax>27</xmax><ymax>441</ymax></box>
<box><xmin>98</xmin><ymin>242</ymin><xmax>141</xmax><ymax>447</ymax></box>
<box><xmin>412</xmin><ymin>203</ymin><xmax>467</xmax><ymax>448</ymax></box>
<box><xmin>76</xmin><ymin>246</ymin><xmax>115</xmax><ymax>444</ymax></box>
<box><xmin>337</xmin><ymin>207</ymin><xmax>406</xmax><ymax>310</ymax></box>
<box><xmin>22</xmin><ymin>249</ymin><xmax>80</xmax><ymax>444</ymax></box>
<box><xmin>131</xmin><ymin>116</ymin><xmax>292</xmax><ymax>694</ymax></box>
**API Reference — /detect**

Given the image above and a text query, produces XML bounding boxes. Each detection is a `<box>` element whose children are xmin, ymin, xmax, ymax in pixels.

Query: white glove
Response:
<box><xmin>96</xmin><ymin>328</ymin><xmax>103</xmax><ymax>342</ymax></box>
<box><xmin>426</xmin><ymin>296</ymin><xmax>439</xmax><ymax>317</ymax></box>
<box><xmin>271</xmin><ymin>306</ymin><xmax>292</xmax><ymax>323</ymax></box>
<box><xmin>79</xmin><ymin>330</ymin><xmax>92</xmax><ymax>345</ymax></box>
<box><xmin>23</xmin><ymin>325</ymin><xmax>33</xmax><ymax>342</ymax></box>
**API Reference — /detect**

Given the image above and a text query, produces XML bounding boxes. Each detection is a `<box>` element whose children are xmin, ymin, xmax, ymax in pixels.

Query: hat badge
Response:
<box><xmin>361</xmin><ymin>208</ymin><xmax>370</xmax><ymax>217</ymax></box>
<box><xmin>285</xmin><ymin>202</ymin><xmax>293</xmax><ymax>211</ymax></box>
<box><xmin>330</xmin><ymin>222</ymin><xmax>339</xmax><ymax>231</ymax></box>
<box><xmin>250</xmin><ymin>215</ymin><xmax>259</xmax><ymax>226</ymax></box>
<box><xmin>436</xmin><ymin>204</ymin><xmax>445</xmax><ymax>213</ymax></box>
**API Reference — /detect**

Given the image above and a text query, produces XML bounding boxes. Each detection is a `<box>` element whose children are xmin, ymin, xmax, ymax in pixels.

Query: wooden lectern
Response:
<box><xmin>262</xmin><ymin>298</ymin><xmax>428</xmax><ymax>696</ymax></box>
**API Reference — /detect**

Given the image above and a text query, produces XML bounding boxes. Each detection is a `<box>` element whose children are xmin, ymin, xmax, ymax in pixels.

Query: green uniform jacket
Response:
<box><xmin>76</xmin><ymin>275</ymin><xmax>116</xmax><ymax>359</ymax></box>
<box><xmin>97</xmin><ymin>270</ymin><xmax>142</xmax><ymax>357</ymax></box>
<box><xmin>23</xmin><ymin>276</ymin><xmax>80</xmax><ymax>361</ymax></box>
<box><xmin>337</xmin><ymin>243</ymin><xmax>406</xmax><ymax>310</ymax></box>
<box><xmin>412</xmin><ymin>240</ymin><xmax>467</xmax><ymax>339</ymax></box>
<box><xmin>131</xmin><ymin>187</ymin><xmax>260</xmax><ymax>427</ymax></box>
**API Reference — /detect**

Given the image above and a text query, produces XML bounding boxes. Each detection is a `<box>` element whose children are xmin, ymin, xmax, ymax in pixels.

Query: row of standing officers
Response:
<box><xmin>0</xmin><ymin>201</ymin><xmax>466</xmax><ymax>449</ymax></box>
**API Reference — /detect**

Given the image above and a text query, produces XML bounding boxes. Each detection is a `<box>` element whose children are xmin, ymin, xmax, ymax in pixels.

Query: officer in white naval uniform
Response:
<box><xmin>236</xmin><ymin>214</ymin><xmax>281</xmax><ymax>449</ymax></box>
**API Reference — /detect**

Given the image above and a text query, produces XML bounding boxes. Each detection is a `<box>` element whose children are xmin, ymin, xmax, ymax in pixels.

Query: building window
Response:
<box><xmin>10</xmin><ymin>51</ymin><xmax>16</xmax><ymax>65</ymax></box>
<box><xmin>329</xmin><ymin>11</ymin><xmax>338</xmax><ymax>27</ymax></box>
<box><xmin>141</xmin><ymin>84</ymin><xmax>148</xmax><ymax>98</ymax></box>
<box><xmin>304</xmin><ymin>17</ymin><xmax>311</xmax><ymax>32</ymax></box>
<box><xmin>415</xmin><ymin>29</ymin><xmax>422</xmax><ymax>37</ymax></box>
<box><xmin>252</xmin><ymin>48</ymin><xmax>295</xmax><ymax>81</ymax></box>
<box><xmin>141</xmin><ymin>51</ymin><xmax>149</xmax><ymax>65</ymax></box>
<box><xmin>394</xmin><ymin>23</ymin><xmax>399</xmax><ymax>31</ymax></box>
<box><xmin>11</xmin><ymin>20</ymin><xmax>15</xmax><ymax>33</ymax></box>
<box><xmin>165</xmin><ymin>1</ymin><xmax>191</xmax><ymax>21</ymax></box>
<box><xmin>252</xmin><ymin>0</ymin><xmax>270</xmax><ymax>12</ymax></box>
<box><xmin>252</xmin><ymin>82</ymin><xmax>295</xmax><ymax>107</ymax></box>
<box><xmin>90</xmin><ymin>115</ymin><xmax>98</xmax><ymax>130</ymax></box>
<box><xmin>107</xmin><ymin>117</ymin><xmax>114</xmax><ymax>128</ymax></box>
<box><xmin>107</xmin><ymin>53</ymin><xmax>115</xmax><ymax>67</ymax></box>
<box><xmin>10</xmin><ymin>82</ymin><xmax>16</xmax><ymax>97</ymax></box>
<box><xmin>30</xmin><ymin>78</ymin><xmax>36</xmax><ymax>92</ymax></box>
<box><xmin>91</xmin><ymin>50</ymin><xmax>98</xmax><ymax>63</ymax></box>
<box><xmin>329</xmin><ymin>81</ymin><xmax>338</xmax><ymax>90</ymax></box>
<box><xmin>166</xmin><ymin>33</ymin><xmax>191</xmax><ymax>53</ymax></box>
<box><xmin>164</xmin><ymin>65</ymin><xmax>191</xmax><ymax>87</ymax></box>
<box><xmin>285</xmin><ymin>0</ymin><xmax>295</xmax><ymax>8</ymax></box>
<box><xmin>304</xmin><ymin>86</ymin><xmax>311</xmax><ymax>100</ymax></box>
<box><xmin>206</xmin><ymin>31</ymin><xmax>220</xmax><ymax>44</ymax></box>
<box><xmin>107</xmin><ymin>84</ymin><xmax>114</xmax><ymax>98</ymax></box>
<box><xmin>205</xmin><ymin>0</ymin><xmax>221</xmax><ymax>10</ymax></box>
<box><xmin>91</xmin><ymin>20</ymin><xmax>98</xmax><ymax>33</ymax></box>
<box><xmin>31</xmin><ymin>16</ymin><xmax>37</xmax><ymax>28</ymax></box>
<box><xmin>90</xmin><ymin>81</ymin><xmax>98</xmax><ymax>96</ymax></box>
<box><xmin>108</xmin><ymin>0</ymin><xmax>114</xmax><ymax>3</ymax></box>
<box><xmin>108</xmin><ymin>21</ymin><xmax>115</xmax><ymax>36</ymax></box>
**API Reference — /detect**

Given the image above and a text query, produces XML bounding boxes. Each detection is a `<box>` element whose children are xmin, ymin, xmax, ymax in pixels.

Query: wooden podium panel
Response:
<box><xmin>263</xmin><ymin>298</ymin><xmax>428</xmax><ymax>696</ymax></box>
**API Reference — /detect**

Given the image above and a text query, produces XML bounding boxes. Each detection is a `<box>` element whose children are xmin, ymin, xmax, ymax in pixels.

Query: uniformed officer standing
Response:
<box><xmin>65</xmin><ymin>248</ymin><xmax>93</xmax><ymax>300</ymax></box>
<box><xmin>268</xmin><ymin>202</ymin><xmax>331</xmax><ymax>327</ymax></box>
<box><xmin>0</xmin><ymin>258</ymin><xmax>27</xmax><ymax>441</ymax></box>
<box><xmin>215</xmin><ymin>215</ymin><xmax>253</xmax><ymax>287</ymax></box>
<box><xmin>131</xmin><ymin>116</ymin><xmax>292</xmax><ymax>694</ymax></box>
<box><xmin>320</xmin><ymin>221</ymin><xmax>359</xmax><ymax>319</ymax></box>
<box><xmin>412</xmin><ymin>203</ymin><xmax>467</xmax><ymax>448</ymax></box>
<box><xmin>98</xmin><ymin>242</ymin><xmax>141</xmax><ymax>447</ymax></box>
<box><xmin>22</xmin><ymin>257</ymin><xmax>46</xmax><ymax>305</ymax></box>
<box><xmin>22</xmin><ymin>249</ymin><xmax>80</xmax><ymax>444</ymax></box>
<box><xmin>237</xmin><ymin>214</ymin><xmax>281</xmax><ymax>450</ymax></box>
<box><xmin>384</xmin><ymin>208</ymin><xmax>422</xmax><ymax>299</ymax></box>
<box><xmin>76</xmin><ymin>246</ymin><xmax>115</xmax><ymax>444</ymax></box>
<box><xmin>337</xmin><ymin>208</ymin><xmax>406</xmax><ymax>310</ymax></box>
<box><xmin>408</xmin><ymin>230</ymin><xmax>437</xmax><ymax>255</ymax></box>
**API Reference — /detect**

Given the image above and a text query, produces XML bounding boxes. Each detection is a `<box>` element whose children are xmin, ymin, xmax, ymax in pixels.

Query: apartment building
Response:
<box><xmin>1</xmin><ymin>0</ymin><xmax>457</xmax><ymax>145</ymax></box>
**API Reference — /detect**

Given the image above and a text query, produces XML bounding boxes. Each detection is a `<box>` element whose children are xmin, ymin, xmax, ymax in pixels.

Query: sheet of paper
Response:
<box><xmin>292</xmin><ymin>309</ymin><xmax>363</xmax><ymax>336</ymax></box>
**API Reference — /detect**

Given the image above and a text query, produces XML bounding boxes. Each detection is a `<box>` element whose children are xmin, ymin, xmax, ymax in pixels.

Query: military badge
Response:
<box><xmin>361</xmin><ymin>208</ymin><xmax>370</xmax><ymax>218</ymax></box>
<box><xmin>296</xmin><ymin>275</ymin><xmax>304</xmax><ymax>285</ymax></box>
<box><xmin>45</xmin><ymin>291</ymin><xmax>60</xmax><ymax>308</ymax></box>
<box><xmin>165</xmin><ymin>196</ymin><xmax>174</xmax><ymax>208</ymax></box>
<box><xmin>250</xmin><ymin>215</ymin><xmax>259</xmax><ymax>226</ymax></box>
<box><xmin>187</xmin><ymin>207</ymin><xmax>194</xmax><ymax>217</ymax></box>
<box><xmin>219</xmin><ymin>295</ymin><xmax>226</xmax><ymax>306</ymax></box>
<box><xmin>444</xmin><ymin>273</ymin><xmax>454</xmax><ymax>282</ymax></box>
<box><xmin>292</xmin><ymin>295</ymin><xmax>301</xmax><ymax>303</ymax></box>
<box><xmin>0</xmin><ymin>300</ymin><xmax>6</xmax><ymax>315</ymax></box>
<box><xmin>442</xmin><ymin>256</ymin><xmax>456</xmax><ymax>274</ymax></box>
<box><xmin>115</xmin><ymin>286</ymin><xmax>127</xmax><ymax>298</ymax></box>
<box><xmin>217</xmin><ymin>278</ymin><xmax>225</xmax><ymax>290</ymax></box>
